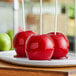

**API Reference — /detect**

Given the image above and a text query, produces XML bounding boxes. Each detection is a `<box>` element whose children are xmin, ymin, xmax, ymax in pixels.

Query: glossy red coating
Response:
<box><xmin>26</xmin><ymin>34</ymin><xmax>55</xmax><ymax>60</ymax></box>
<box><xmin>13</xmin><ymin>31</ymin><xmax>35</xmax><ymax>58</ymax></box>
<box><xmin>47</xmin><ymin>32</ymin><xmax>69</xmax><ymax>59</ymax></box>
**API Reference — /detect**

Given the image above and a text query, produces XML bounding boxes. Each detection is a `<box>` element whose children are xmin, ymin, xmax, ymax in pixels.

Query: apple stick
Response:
<box><xmin>40</xmin><ymin>0</ymin><xmax>43</xmax><ymax>35</ymax></box>
<box><xmin>22</xmin><ymin>0</ymin><xmax>26</xmax><ymax>31</ymax></box>
<box><xmin>54</xmin><ymin>0</ymin><xmax>58</xmax><ymax>35</ymax></box>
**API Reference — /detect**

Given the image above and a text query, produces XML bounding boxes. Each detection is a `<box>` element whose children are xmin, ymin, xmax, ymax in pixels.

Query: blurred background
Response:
<box><xmin>0</xmin><ymin>0</ymin><xmax>75</xmax><ymax>52</ymax></box>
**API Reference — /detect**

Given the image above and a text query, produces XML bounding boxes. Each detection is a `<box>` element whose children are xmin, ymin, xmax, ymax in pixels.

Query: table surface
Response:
<box><xmin>0</xmin><ymin>60</ymin><xmax>76</xmax><ymax>76</ymax></box>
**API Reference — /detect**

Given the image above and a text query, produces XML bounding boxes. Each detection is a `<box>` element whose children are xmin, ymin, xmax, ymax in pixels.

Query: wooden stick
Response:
<box><xmin>40</xmin><ymin>0</ymin><xmax>43</xmax><ymax>35</ymax></box>
<box><xmin>54</xmin><ymin>0</ymin><xmax>58</xmax><ymax>35</ymax></box>
<box><xmin>22</xmin><ymin>0</ymin><xmax>26</xmax><ymax>31</ymax></box>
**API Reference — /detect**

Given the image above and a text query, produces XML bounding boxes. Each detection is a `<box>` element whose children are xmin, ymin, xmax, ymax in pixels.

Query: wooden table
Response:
<box><xmin>0</xmin><ymin>61</ymin><xmax>76</xmax><ymax>76</ymax></box>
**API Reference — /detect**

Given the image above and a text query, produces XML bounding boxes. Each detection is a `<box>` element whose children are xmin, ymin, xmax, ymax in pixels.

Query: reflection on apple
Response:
<box><xmin>26</xmin><ymin>34</ymin><xmax>55</xmax><ymax>60</ymax></box>
<box><xmin>47</xmin><ymin>32</ymin><xmax>69</xmax><ymax>59</ymax></box>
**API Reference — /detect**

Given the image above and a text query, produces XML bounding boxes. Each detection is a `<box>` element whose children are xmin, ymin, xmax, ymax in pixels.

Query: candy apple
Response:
<box><xmin>47</xmin><ymin>32</ymin><xmax>69</xmax><ymax>59</ymax></box>
<box><xmin>26</xmin><ymin>34</ymin><xmax>55</xmax><ymax>60</ymax></box>
<box><xmin>13</xmin><ymin>31</ymin><xmax>35</xmax><ymax>58</ymax></box>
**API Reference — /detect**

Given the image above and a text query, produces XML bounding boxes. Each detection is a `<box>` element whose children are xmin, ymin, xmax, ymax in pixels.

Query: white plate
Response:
<box><xmin>0</xmin><ymin>50</ymin><xmax>76</xmax><ymax>67</ymax></box>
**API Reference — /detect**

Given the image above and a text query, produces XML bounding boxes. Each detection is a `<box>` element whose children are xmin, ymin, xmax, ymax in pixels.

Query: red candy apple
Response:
<box><xmin>47</xmin><ymin>32</ymin><xmax>69</xmax><ymax>59</ymax></box>
<box><xmin>26</xmin><ymin>34</ymin><xmax>55</xmax><ymax>60</ymax></box>
<box><xmin>13</xmin><ymin>31</ymin><xmax>35</xmax><ymax>58</ymax></box>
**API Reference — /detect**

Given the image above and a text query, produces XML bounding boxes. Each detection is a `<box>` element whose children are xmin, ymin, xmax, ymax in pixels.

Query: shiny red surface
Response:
<box><xmin>26</xmin><ymin>34</ymin><xmax>55</xmax><ymax>60</ymax></box>
<box><xmin>47</xmin><ymin>32</ymin><xmax>69</xmax><ymax>59</ymax></box>
<box><xmin>13</xmin><ymin>31</ymin><xmax>35</xmax><ymax>58</ymax></box>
